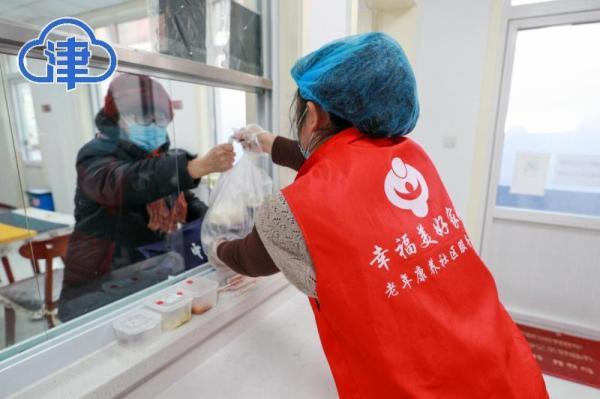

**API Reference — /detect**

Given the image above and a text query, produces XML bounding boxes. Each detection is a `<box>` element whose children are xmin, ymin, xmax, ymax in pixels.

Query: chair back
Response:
<box><xmin>18</xmin><ymin>234</ymin><xmax>70</xmax><ymax>311</ymax></box>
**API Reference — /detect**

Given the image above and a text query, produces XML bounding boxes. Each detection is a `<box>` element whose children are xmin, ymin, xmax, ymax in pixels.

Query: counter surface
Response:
<box><xmin>139</xmin><ymin>293</ymin><xmax>338</xmax><ymax>399</ymax></box>
<box><xmin>140</xmin><ymin>294</ymin><xmax>600</xmax><ymax>399</ymax></box>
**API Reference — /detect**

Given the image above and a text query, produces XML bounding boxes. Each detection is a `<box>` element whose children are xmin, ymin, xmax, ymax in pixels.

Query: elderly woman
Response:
<box><xmin>61</xmin><ymin>73</ymin><xmax>234</xmax><ymax>319</ymax></box>
<box><xmin>213</xmin><ymin>33</ymin><xmax>548</xmax><ymax>398</ymax></box>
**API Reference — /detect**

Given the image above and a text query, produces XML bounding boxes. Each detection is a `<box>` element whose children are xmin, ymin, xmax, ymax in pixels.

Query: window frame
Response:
<box><xmin>9</xmin><ymin>79</ymin><xmax>42</xmax><ymax>164</ymax></box>
<box><xmin>480</xmin><ymin>1</ymin><xmax>600</xmax><ymax>249</ymax></box>
<box><xmin>0</xmin><ymin>0</ymin><xmax>275</xmax><ymax>394</ymax></box>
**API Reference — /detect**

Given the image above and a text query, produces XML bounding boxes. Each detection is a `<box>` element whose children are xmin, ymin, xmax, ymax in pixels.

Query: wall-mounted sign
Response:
<box><xmin>552</xmin><ymin>154</ymin><xmax>600</xmax><ymax>188</ymax></box>
<box><xmin>510</xmin><ymin>152</ymin><xmax>551</xmax><ymax>196</ymax></box>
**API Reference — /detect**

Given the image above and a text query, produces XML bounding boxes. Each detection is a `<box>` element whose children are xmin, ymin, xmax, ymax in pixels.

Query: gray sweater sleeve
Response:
<box><xmin>255</xmin><ymin>192</ymin><xmax>317</xmax><ymax>298</ymax></box>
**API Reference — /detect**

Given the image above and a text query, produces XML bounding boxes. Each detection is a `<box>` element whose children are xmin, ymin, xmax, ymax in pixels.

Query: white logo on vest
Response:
<box><xmin>384</xmin><ymin>157</ymin><xmax>429</xmax><ymax>217</ymax></box>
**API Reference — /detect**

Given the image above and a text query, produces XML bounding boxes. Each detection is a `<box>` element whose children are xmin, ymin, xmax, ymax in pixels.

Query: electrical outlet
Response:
<box><xmin>442</xmin><ymin>135</ymin><xmax>457</xmax><ymax>149</ymax></box>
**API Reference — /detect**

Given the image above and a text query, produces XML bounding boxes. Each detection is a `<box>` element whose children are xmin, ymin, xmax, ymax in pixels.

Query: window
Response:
<box><xmin>0</xmin><ymin>56</ymin><xmax>263</xmax><ymax>358</ymax></box>
<box><xmin>12</xmin><ymin>82</ymin><xmax>41</xmax><ymax>162</ymax></box>
<box><xmin>0</xmin><ymin>0</ymin><xmax>271</xmax><ymax>374</ymax></box>
<box><xmin>95</xmin><ymin>18</ymin><xmax>153</xmax><ymax>53</ymax></box>
<box><xmin>0</xmin><ymin>0</ymin><xmax>266</xmax><ymax>77</ymax></box>
<box><xmin>495</xmin><ymin>22</ymin><xmax>600</xmax><ymax>217</ymax></box>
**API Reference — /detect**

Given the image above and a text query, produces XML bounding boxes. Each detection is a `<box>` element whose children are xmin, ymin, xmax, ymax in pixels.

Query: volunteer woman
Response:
<box><xmin>61</xmin><ymin>73</ymin><xmax>234</xmax><ymax>319</ymax></box>
<box><xmin>214</xmin><ymin>33</ymin><xmax>548</xmax><ymax>398</ymax></box>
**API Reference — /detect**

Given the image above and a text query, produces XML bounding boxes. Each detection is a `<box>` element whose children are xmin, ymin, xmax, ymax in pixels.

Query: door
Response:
<box><xmin>482</xmin><ymin>11</ymin><xmax>600</xmax><ymax>337</ymax></box>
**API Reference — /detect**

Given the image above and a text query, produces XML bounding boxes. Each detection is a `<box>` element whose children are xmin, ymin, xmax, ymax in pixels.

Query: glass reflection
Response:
<box><xmin>0</xmin><ymin>54</ymin><xmax>256</xmax><ymax>353</ymax></box>
<box><xmin>0</xmin><ymin>0</ymin><xmax>264</xmax><ymax>76</ymax></box>
<box><xmin>60</xmin><ymin>73</ymin><xmax>234</xmax><ymax>321</ymax></box>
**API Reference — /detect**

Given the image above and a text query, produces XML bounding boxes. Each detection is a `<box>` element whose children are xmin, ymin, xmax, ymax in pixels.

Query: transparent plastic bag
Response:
<box><xmin>201</xmin><ymin>146</ymin><xmax>272</xmax><ymax>263</ymax></box>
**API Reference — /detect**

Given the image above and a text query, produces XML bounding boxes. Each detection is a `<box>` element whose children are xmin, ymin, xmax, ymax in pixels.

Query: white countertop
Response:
<box><xmin>7</xmin><ymin>275</ymin><xmax>293</xmax><ymax>399</ymax></box>
<box><xmin>130</xmin><ymin>293</ymin><xmax>338</xmax><ymax>399</ymax></box>
<box><xmin>134</xmin><ymin>294</ymin><xmax>600</xmax><ymax>399</ymax></box>
<box><xmin>12</xmin><ymin>207</ymin><xmax>75</xmax><ymax>226</ymax></box>
<box><xmin>10</xmin><ymin>277</ymin><xmax>600</xmax><ymax>399</ymax></box>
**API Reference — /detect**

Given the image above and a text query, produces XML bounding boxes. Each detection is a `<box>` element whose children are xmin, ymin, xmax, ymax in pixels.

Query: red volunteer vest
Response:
<box><xmin>282</xmin><ymin>128</ymin><xmax>548</xmax><ymax>398</ymax></box>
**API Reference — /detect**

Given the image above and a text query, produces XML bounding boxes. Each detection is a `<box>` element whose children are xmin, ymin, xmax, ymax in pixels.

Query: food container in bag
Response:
<box><xmin>179</xmin><ymin>276</ymin><xmax>218</xmax><ymax>315</ymax></box>
<box><xmin>146</xmin><ymin>290</ymin><xmax>192</xmax><ymax>330</ymax></box>
<box><xmin>112</xmin><ymin>309</ymin><xmax>162</xmax><ymax>346</ymax></box>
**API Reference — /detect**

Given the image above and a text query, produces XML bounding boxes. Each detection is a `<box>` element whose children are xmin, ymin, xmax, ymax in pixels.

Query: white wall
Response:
<box><xmin>373</xmin><ymin>4</ymin><xmax>419</xmax><ymax>65</ymax></box>
<box><xmin>346</xmin><ymin>0</ymin><xmax>496</xmax><ymax>238</ymax></box>
<box><xmin>302</xmin><ymin>0</ymin><xmax>353</xmax><ymax>55</ymax></box>
<box><xmin>272</xmin><ymin>0</ymin><xmax>304</xmax><ymax>188</ymax></box>
<box><xmin>406</xmin><ymin>0</ymin><xmax>494</xmax><ymax>231</ymax></box>
<box><xmin>280</xmin><ymin>0</ymin><xmax>501</xmax><ymax>240</ymax></box>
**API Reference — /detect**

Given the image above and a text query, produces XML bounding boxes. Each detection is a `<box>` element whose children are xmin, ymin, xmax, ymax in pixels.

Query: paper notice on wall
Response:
<box><xmin>510</xmin><ymin>152</ymin><xmax>550</xmax><ymax>196</ymax></box>
<box><xmin>552</xmin><ymin>154</ymin><xmax>600</xmax><ymax>188</ymax></box>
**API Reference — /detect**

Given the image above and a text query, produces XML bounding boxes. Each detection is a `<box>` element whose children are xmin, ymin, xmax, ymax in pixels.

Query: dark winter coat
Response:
<box><xmin>63</xmin><ymin>112</ymin><xmax>207</xmax><ymax>289</ymax></box>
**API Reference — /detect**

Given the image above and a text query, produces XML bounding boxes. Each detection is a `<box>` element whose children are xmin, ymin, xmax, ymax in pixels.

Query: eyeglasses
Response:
<box><xmin>133</xmin><ymin>111</ymin><xmax>171</xmax><ymax>127</ymax></box>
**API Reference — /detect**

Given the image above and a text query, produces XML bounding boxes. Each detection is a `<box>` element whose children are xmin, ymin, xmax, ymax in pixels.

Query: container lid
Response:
<box><xmin>146</xmin><ymin>290</ymin><xmax>191</xmax><ymax>313</ymax></box>
<box><xmin>26</xmin><ymin>189</ymin><xmax>52</xmax><ymax>195</ymax></box>
<box><xmin>113</xmin><ymin>309</ymin><xmax>161</xmax><ymax>335</ymax></box>
<box><xmin>180</xmin><ymin>276</ymin><xmax>218</xmax><ymax>296</ymax></box>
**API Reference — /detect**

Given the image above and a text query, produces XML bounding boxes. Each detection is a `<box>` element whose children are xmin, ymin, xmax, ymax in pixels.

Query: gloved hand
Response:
<box><xmin>232</xmin><ymin>125</ymin><xmax>276</xmax><ymax>154</ymax></box>
<box><xmin>207</xmin><ymin>239</ymin><xmax>229</xmax><ymax>270</ymax></box>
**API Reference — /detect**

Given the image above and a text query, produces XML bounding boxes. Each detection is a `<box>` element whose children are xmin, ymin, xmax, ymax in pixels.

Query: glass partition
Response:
<box><xmin>0</xmin><ymin>56</ymin><xmax>48</xmax><ymax>353</ymax></box>
<box><xmin>0</xmin><ymin>0</ymin><xmax>265</xmax><ymax>77</ymax></box>
<box><xmin>0</xmin><ymin>52</ymin><xmax>261</xmax><ymax>356</ymax></box>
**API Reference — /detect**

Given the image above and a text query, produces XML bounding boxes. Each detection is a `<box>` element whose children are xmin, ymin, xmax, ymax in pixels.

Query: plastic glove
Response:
<box><xmin>232</xmin><ymin>124</ymin><xmax>276</xmax><ymax>154</ymax></box>
<box><xmin>207</xmin><ymin>239</ymin><xmax>229</xmax><ymax>270</ymax></box>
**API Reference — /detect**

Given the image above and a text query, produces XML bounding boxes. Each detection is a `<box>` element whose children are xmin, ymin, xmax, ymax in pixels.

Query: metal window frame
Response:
<box><xmin>480</xmin><ymin>2</ymin><xmax>600</xmax><ymax>255</ymax></box>
<box><xmin>0</xmin><ymin>0</ymin><xmax>275</xmax><ymax>394</ymax></box>
<box><xmin>0</xmin><ymin>19</ymin><xmax>273</xmax><ymax>93</ymax></box>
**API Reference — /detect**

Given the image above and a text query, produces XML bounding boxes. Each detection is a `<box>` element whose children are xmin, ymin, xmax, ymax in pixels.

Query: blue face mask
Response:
<box><xmin>127</xmin><ymin>123</ymin><xmax>169</xmax><ymax>152</ymax></box>
<box><xmin>298</xmin><ymin>143</ymin><xmax>311</xmax><ymax>159</ymax></box>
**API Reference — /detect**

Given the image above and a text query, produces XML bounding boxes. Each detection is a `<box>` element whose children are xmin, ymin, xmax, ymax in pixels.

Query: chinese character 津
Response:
<box><xmin>395</xmin><ymin>234</ymin><xmax>417</xmax><ymax>259</ymax></box>
<box><xmin>370</xmin><ymin>245</ymin><xmax>391</xmax><ymax>271</ymax></box>
<box><xmin>432</xmin><ymin>216</ymin><xmax>450</xmax><ymax>237</ymax></box>
<box><xmin>417</xmin><ymin>224</ymin><xmax>438</xmax><ymax>248</ymax></box>
<box><xmin>18</xmin><ymin>18</ymin><xmax>118</xmax><ymax>92</ymax></box>
<box><xmin>47</xmin><ymin>37</ymin><xmax>92</xmax><ymax>90</ymax></box>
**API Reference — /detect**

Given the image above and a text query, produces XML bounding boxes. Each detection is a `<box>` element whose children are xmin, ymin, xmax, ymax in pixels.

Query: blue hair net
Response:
<box><xmin>291</xmin><ymin>32</ymin><xmax>419</xmax><ymax>138</ymax></box>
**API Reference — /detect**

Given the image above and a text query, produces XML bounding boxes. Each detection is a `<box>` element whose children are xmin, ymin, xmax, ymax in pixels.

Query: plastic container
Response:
<box><xmin>179</xmin><ymin>276</ymin><xmax>218</xmax><ymax>315</ymax></box>
<box><xmin>146</xmin><ymin>290</ymin><xmax>192</xmax><ymax>330</ymax></box>
<box><xmin>112</xmin><ymin>309</ymin><xmax>162</xmax><ymax>346</ymax></box>
<box><xmin>26</xmin><ymin>189</ymin><xmax>55</xmax><ymax>211</ymax></box>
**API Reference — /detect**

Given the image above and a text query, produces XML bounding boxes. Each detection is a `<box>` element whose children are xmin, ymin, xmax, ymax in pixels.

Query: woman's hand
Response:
<box><xmin>187</xmin><ymin>143</ymin><xmax>235</xmax><ymax>178</ymax></box>
<box><xmin>233</xmin><ymin>125</ymin><xmax>276</xmax><ymax>154</ymax></box>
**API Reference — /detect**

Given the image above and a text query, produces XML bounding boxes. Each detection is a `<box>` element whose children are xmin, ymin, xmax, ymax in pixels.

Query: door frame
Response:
<box><xmin>481</xmin><ymin>4</ymin><xmax>600</xmax><ymax>256</ymax></box>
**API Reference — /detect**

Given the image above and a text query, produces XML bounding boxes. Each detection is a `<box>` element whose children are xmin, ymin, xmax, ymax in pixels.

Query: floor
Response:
<box><xmin>544</xmin><ymin>375</ymin><xmax>600</xmax><ymax>399</ymax></box>
<box><xmin>153</xmin><ymin>294</ymin><xmax>600</xmax><ymax>399</ymax></box>
<box><xmin>0</xmin><ymin>251</ymin><xmax>59</xmax><ymax>350</ymax></box>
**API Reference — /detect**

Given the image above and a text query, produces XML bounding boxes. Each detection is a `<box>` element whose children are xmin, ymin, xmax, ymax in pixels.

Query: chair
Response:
<box><xmin>0</xmin><ymin>234</ymin><xmax>70</xmax><ymax>346</ymax></box>
<box><xmin>1</xmin><ymin>255</ymin><xmax>15</xmax><ymax>284</ymax></box>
